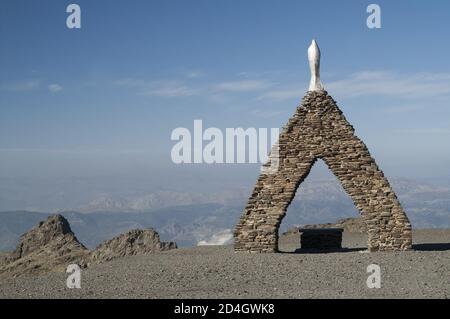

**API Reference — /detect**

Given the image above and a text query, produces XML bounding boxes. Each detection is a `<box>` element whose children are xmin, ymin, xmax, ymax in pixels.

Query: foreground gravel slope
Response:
<box><xmin>1</xmin><ymin>230</ymin><xmax>449</xmax><ymax>299</ymax></box>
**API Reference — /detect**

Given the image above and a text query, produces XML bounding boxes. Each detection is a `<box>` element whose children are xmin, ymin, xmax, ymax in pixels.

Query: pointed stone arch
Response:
<box><xmin>234</xmin><ymin>91</ymin><xmax>412</xmax><ymax>252</ymax></box>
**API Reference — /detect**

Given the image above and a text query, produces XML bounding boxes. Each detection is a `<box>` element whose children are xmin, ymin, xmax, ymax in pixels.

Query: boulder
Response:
<box><xmin>0</xmin><ymin>215</ymin><xmax>89</xmax><ymax>277</ymax></box>
<box><xmin>90</xmin><ymin>228</ymin><xmax>177</xmax><ymax>264</ymax></box>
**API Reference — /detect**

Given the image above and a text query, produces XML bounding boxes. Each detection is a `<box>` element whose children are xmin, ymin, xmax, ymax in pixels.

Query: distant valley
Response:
<box><xmin>1</xmin><ymin>177</ymin><xmax>450</xmax><ymax>251</ymax></box>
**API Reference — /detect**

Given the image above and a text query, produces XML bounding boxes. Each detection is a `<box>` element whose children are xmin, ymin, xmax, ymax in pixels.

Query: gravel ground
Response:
<box><xmin>1</xmin><ymin>229</ymin><xmax>449</xmax><ymax>299</ymax></box>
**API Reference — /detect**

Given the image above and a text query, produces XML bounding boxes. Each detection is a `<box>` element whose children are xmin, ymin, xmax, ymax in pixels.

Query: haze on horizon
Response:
<box><xmin>1</xmin><ymin>0</ymin><xmax>450</xmax><ymax>212</ymax></box>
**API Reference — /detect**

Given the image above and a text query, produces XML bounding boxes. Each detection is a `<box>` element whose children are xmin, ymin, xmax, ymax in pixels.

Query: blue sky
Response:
<box><xmin>1</xmin><ymin>0</ymin><xmax>450</xmax><ymax>194</ymax></box>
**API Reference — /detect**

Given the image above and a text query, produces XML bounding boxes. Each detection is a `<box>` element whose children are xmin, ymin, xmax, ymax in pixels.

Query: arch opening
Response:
<box><xmin>278</xmin><ymin>159</ymin><xmax>366</xmax><ymax>252</ymax></box>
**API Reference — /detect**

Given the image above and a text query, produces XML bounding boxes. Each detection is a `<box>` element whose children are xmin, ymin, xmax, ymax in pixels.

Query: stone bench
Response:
<box><xmin>298</xmin><ymin>228</ymin><xmax>343</xmax><ymax>251</ymax></box>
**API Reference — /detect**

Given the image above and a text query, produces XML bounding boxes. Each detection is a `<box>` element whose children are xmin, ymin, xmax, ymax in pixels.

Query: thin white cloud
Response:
<box><xmin>250</xmin><ymin>109</ymin><xmax>283</xmax><ymax>118</ymax></box>
<box><xmin>116</xmin><ymin>79</ymin><xmax>202</xmax><ymax>98</ymax></box>
<box><xmin>2</xmin><ymin>80</ymin><xmax>63</xmax><ymax>93</ymax></box>
<box><xmin>214</xmin><ymin>80</ymin><xmax>273</xmax><ymax>92</ymax></box>
<box><xmin>206</xmin><ymin>93</ymin><xmax>231</xmax><ymax>104</ymax></box>
<box><xmin>259</xmin><ymin>86</ymin><xmax>304</xmax><ymax>101</ymax></box>
<box><xmin>396</xmin><ymin>128</ymin><xmax>450</xmax><ymax>135</ymax></box>
<box><xmin>259</xmin><ymin>70</ymin><xmax>450</xmax><ymax>101</ymax></box>
<box><xmin>142</xmin><ymin>81</ymin><xmax>202</xmax><ymax>97</ymax></box>
<box><xmin>0</xmin><ymin>147</ymin><xmax>151</xmax><ymax>154</ymax></box>
<box><xmin>1</xmin><ymin>80</ymin><xmax>40</xmax><ymax>92</ymax></box>
<box><xmin>382</xmin><ymin>104</ymin><xmax>426</xmax><ymax>114</ymax></box>
<box><xmin>117</xmin><ymin>78</ymin><xmax>273</xmax><ymax>99</ymax></box>
<box><xmin>48</xmin><ymin>84</ymin><xmax>62</xmax><ymax>93</ymax></box>
<box><xmin>186</xmin><ymin>70</ymin><xmax>204</xmax><ymax>79</ymax></box>
<box><xmin>117</xmin><ymin>69</ymin><xmax>450</xmax><ymax>102</ymax></box>
<box><xmin>115</xmin><ymin>78</ymin><xmax>147</xmax><ymax>88</ymax></box>
<box><xmin>236</xmin><ymin>70</ymin><xmax>287</xmax><ymax>78</ymax></box>
<box><xmin>327</xmin><ymin>71</ymin><xmax>450</xmax><ymax>98</ymax></box>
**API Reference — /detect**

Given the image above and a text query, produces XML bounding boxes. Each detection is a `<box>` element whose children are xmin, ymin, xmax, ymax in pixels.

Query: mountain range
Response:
<box><xmin>1</xmin><ymin>177</ymin><xmax>450</xmax><ymax>252</ymax></box>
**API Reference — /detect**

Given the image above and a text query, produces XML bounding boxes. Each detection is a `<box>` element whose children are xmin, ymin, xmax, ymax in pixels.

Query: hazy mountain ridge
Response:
<box><xmin>78</xmin><ymin>189</ymin><xmax>249</xmax><ymax>213</ymax></box>
<box><xmin>79</xmin><ymin>177</ymin><xmax>450</xmax><ymax>212</ymax></box>
<box><xmin>0</xmin><ymin>204</ymin><xmax>242</xmax><ymax>251</ymax></box>
<box><xmin>1</xmin><ymin>178</ymin><xmax>449</xmax><ymax>252</ymax></box>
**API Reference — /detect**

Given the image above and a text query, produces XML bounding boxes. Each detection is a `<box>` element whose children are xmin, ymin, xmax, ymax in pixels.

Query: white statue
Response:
<box><xmin>307</xmin><ymin>39</ymin><xmax>324</xmax><ymax>91</ymax></box>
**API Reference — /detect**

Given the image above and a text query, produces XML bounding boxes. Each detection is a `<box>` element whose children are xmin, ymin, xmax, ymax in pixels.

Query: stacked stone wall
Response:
<box><xmin>234</xmin><ymin>91</ymin><xmax>412</xmax><ymax>252</ymax></box>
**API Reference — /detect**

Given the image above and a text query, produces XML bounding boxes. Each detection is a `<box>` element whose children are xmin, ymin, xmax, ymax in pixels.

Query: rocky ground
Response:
<box><xmin>1</xmin><ymin>229</ymin><xmax>449</xmax><ymax>299</ymax></box>
<box><xmin>0</xmin><ymin>215</ymin><xmax>177</xmax><ymax>280</ymax></box>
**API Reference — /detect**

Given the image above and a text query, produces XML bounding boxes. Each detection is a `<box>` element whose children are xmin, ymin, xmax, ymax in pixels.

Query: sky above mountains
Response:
<box><xmin>1</xmin><ymin>0</ymin><xmax>450</xmax><ymax>210</ymax></box>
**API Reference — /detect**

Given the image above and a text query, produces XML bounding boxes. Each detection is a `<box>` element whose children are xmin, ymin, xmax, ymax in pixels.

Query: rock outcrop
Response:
<box><xmin>90</xmin><ymin>229</ymin><xmax>177</xmax><ymax>264</ymax></box>
<box><xmin>0</xmin><ymin>253</ymin><xmax>8</xmax><ymax>267</ymax></box>
<box><xmin>0</xmin><ymin>215</ymin><xmax>177</xmax><ymax>278</ymax></box>
<box><xmin>0</xmin><ymin>215</ymin><xmax>89</xmax><ymax>277</ymax></box>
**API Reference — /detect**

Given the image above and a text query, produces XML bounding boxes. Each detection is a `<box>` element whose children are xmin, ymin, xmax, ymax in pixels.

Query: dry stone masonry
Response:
<box><xmin>234</xmin><ymin>40</ymin><xmax>412</xmax><ymax>253</ymax></box>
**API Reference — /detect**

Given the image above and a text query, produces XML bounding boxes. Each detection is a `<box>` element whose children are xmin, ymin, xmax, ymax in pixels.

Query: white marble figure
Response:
<box><xmin>307</xmin><ymin>39</ymin><xmax>324</xmax><ymax>91</ymax></box>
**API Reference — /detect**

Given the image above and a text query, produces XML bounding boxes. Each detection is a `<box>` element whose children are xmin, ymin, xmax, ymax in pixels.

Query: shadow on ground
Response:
<box><xmin>413</xmin><ymin>243</ymin><xmax>450</xmax><ymax>251</ymax></box>
<box><xmin>279</xmin><ymin>247</ymin><xmax>367</xmax><ymax>254</ymax></box>
<box><xmin>281</xmin><ymin>244</ymin><xmax>450</xmax><ymax>253</ymax></box>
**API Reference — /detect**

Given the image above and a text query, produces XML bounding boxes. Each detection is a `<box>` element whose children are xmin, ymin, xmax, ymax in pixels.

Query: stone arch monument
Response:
<box><xmin>234</xmin><ymin>40</ymin><xmax>412</xmax><ymax>253</ymax></box>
